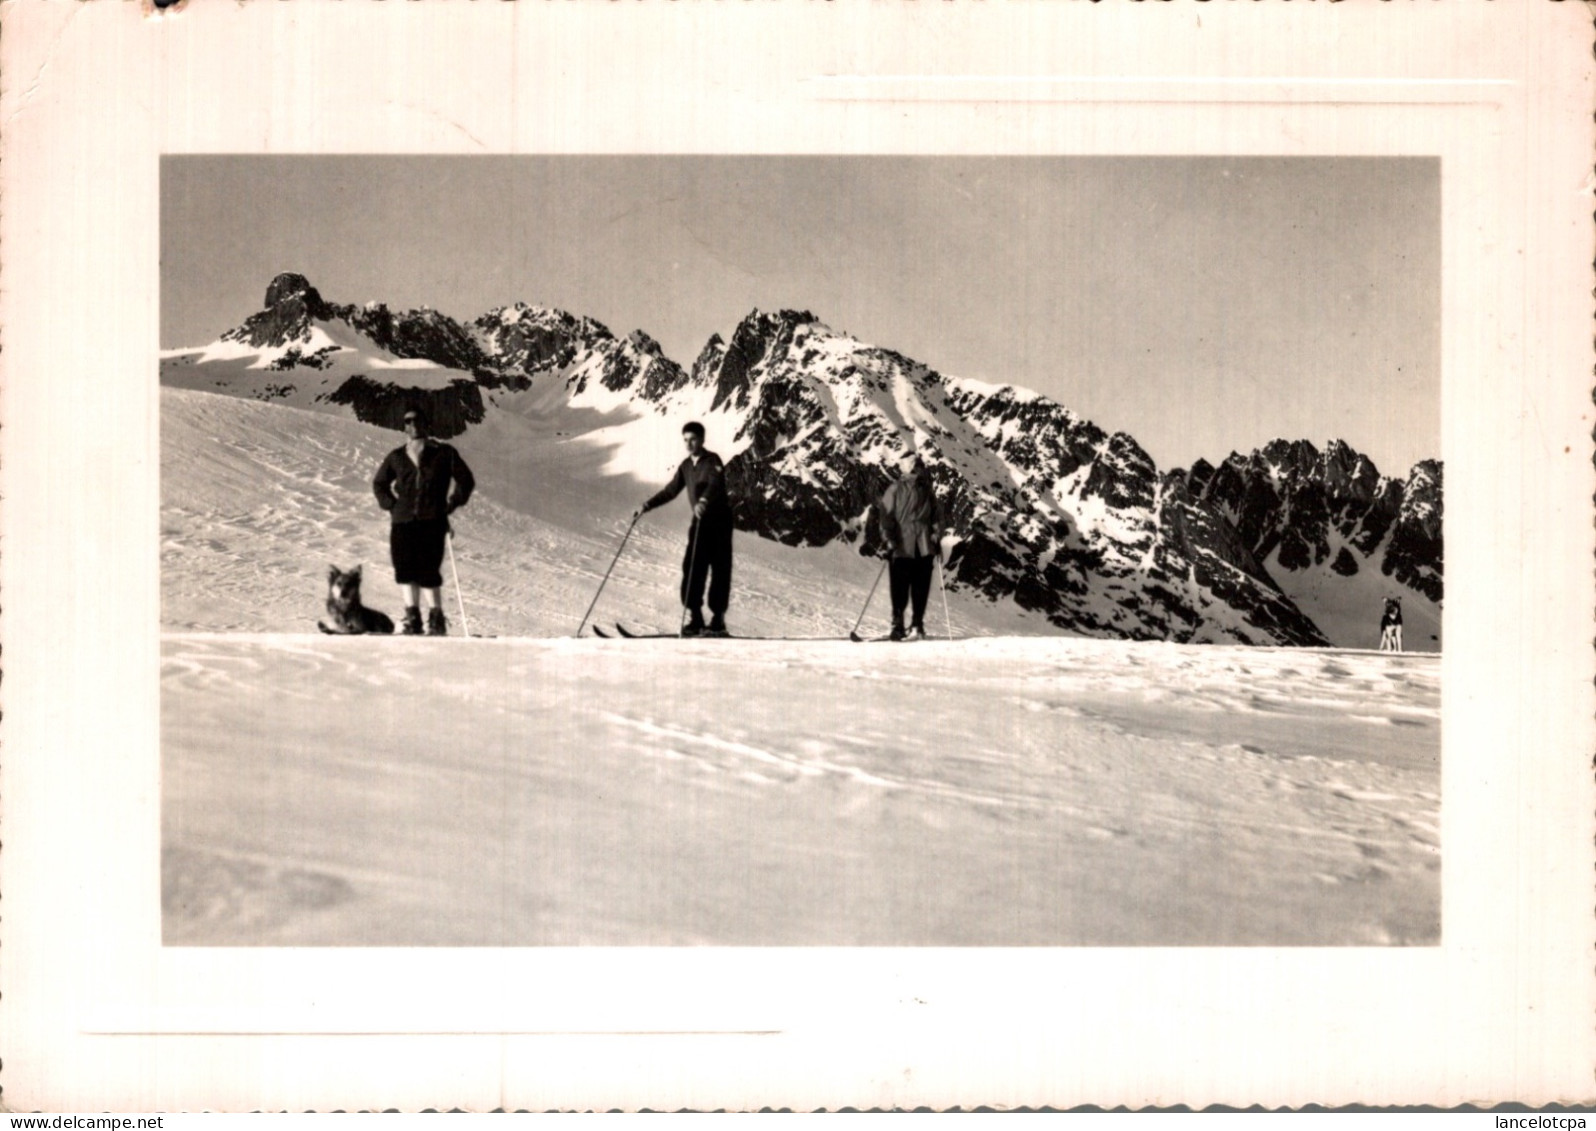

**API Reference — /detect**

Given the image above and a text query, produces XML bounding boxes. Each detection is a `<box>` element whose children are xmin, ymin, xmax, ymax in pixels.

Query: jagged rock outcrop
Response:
<box><xmin>466</xmin><ymin>304</ymin><xmax>690</xmax><ymax>400</ymax></box>
<box><xmin>223</xmin><ymin>273</ymin><xmax>334</xmax><ymax>349</ymax></box>
<box><xmin>471</xmin><ymin>305</ymin><xmax>607</xmax><ymax>377</ymax></box>
<box><xmin>1153</xmin><ymin>473</ymin><xmax>1326</xmax><ymax>645</ymax></box>
<box><xmin>1383</xmin><ymin>460</ymin><xmax>1443</xmax><ymax>601</ymax></box>
<box><xmin>1180</xmin><ymin>439</ymin><xmax>1443</xmax><ymax>604</ymax></box>
<box><xmin>325</xmin><ymin>376</ymin><xmax>485</xmax><ymax>439</ymax></box>
<box><xmin>340</xmin><ymin>303</ymin><xmax>494</xmax><ymax>379</ymax></box>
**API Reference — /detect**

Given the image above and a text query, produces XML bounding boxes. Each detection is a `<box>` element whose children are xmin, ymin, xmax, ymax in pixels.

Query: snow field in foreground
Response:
<box><xmin>163</xmin><ymin>634</ymin><xmax>1439</xmax><ymax>946</ymax></box>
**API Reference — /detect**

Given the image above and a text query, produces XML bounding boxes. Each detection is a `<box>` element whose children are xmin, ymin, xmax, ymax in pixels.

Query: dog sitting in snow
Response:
<box><xmin>317</xmin><ymin>565</ymin><xmax>395</xmax><ymax>635</ymax></box>
<box><xmin>1378</xmin><ymin>596</ymin><xmax>1403</xmax><ymax>653</ymax></box>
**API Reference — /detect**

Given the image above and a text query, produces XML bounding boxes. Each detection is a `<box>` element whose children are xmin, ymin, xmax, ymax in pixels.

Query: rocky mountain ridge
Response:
<box><xmin>163</xmin><ymin>272</ymin><xmax>1443</xmax><ymax>647</ymax></box>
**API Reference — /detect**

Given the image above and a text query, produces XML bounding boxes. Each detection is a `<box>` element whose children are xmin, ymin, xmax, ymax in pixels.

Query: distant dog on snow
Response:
<box><xmin>1378</xmin><ymin>597</ymin><xmax>1403</xmax><ymax>653</ymax></box>
<box><xmin>317</xmin><ymin>565</ymin><xmax>395</xmax><ymax>635</ymax></box>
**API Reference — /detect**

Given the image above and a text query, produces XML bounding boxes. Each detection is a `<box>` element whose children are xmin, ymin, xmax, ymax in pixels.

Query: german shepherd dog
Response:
<box><xmin>1378</xmin><ymin>596</ymin><xmax>1403</xmax><ymax>652</ymax></box>
<box><xmin>317</xmin><ymin>565</ymin><xmax>395</xmax><ymax>635</ymax></box>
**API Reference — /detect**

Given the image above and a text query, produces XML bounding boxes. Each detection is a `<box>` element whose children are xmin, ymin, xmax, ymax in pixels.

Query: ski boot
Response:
<box><xmin>907</xmin><ymin>623</ymin><xmax>927</xmax><ymax>642</ymax></box>
<box><xmin>706</xmin><ymin>613</ymin><xmax>729</xmax><ymax>638</ymax></box>
<box><xmin>681</xmin><ymin>609</ymin><xmax>706</xmax><ymax>638</ymax></box>
<box><xmin>889</xmin><ymin>622</ymin><xmax>907</xmax><ymax>642</ymax></box>
<box><xmin>427</xmin><ymin>607</ymin><xmax>449</xmax><ymax>636</ymax></box>
<box><xmin>401</xmin><ymin>606</ymin><xmax>424</xmax><ymax>636</ymax></box>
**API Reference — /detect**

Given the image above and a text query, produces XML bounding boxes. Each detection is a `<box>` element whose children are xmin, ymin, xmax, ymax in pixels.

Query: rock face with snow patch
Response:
<box><xmin>324</xmin><ymin>375</ymin><xmax>485</xmax><ymax>437</ymax></box>
<box><xmin>1382</xmin><ymin>460</ymin><xmax>1443</xmax><ymax>603</ymax></box>
<box><xmin>469</xmin><ymin>303</ymin><xmax>691</xmax><ymax>401</ymax></box>
<box><xmin>1181</xmin><ymin>439</ymin><xmax>1443</xmax><ymax>605</ymax></box>
<box><xmin>342</xmin><ymin>303</ymin><xmax>494</xmax><ymax>381</ymax></box>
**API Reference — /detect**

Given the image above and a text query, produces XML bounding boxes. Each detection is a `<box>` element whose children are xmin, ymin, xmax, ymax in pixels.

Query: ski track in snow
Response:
<box><xmin>159</xmin><ymin>387</ymin><xmax>1441</xmax><ymax>947</ymax></box>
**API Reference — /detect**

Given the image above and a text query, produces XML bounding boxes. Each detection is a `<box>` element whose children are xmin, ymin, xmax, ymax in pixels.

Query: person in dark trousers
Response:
<box><xmin>634</xmin><ymin>422</ymin><xmax>733</xmax><ymax>637</ymax></box>
<box><xmin>373</xmin><ymin>408</ymin><xmax>475</xmax><ymax>635</ymax></box>
<box><xmin>876</xmin><ymin>453</ymin><xmax>944</xmax><ymax>642</ymax></box>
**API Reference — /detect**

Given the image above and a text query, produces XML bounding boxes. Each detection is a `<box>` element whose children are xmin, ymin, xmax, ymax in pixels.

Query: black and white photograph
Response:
<box><xmin>159</xmin><ymin>154</ymin><xmax>1442</xmax><ymax>948</ymax></box>
<box><xmin>4</xmin><ymin>0</ymin><xmax>1593</xmax><ymax>1111</ymax></box>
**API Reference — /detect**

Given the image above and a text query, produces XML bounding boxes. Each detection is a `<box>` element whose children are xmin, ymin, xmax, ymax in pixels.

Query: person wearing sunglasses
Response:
<box><xmin>373</xmin><ymin>407</ymin><xmax>476</xmax><ymax>635</ymax></box>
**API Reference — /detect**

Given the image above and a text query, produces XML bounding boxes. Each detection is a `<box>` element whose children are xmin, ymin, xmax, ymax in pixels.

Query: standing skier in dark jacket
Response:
<box><xmin>634</xmin><ymin>421</ymin><xmax>734</xmax><ymax>637</ymax></box>
<box><xmin>876</xmin><ymin>453</ymin><xmax>944</xmax><ymax>641</ymax></box>
<box><xmin>373</xmin><ymin>408</ymin><xmax>475</xmax><ymax>635</ymax></box>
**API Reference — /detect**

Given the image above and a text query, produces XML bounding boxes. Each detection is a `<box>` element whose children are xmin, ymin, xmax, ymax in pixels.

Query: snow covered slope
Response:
<box><xmin>162</xmin><ymin>632</ymin><xmax>1440</xmax><ymax>946</ymax></box>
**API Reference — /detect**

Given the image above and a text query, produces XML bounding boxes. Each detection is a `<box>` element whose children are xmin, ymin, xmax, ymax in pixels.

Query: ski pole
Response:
<box><xmin>848</xmin><ymin>558</ymin><xmax>890</xmax><ymax>642</ymax></box>
<box><xmin>576</xmin><ymin>514</ymin><xmax>638</xmax><ymax>638</ymax></box>
<box><xmin>680</xmin><ymin>517</ymin><xmax>704</xmax><ymax>632</ymax></box>
<box><xmin>938</xmin><ymin>551</ymin><xmax>952</xmax><ymax>641</ymax></box>
<box><xmin>446</xmin><ymin>529</ymin><xmax>472</xmax><ymax>639</ymax></box>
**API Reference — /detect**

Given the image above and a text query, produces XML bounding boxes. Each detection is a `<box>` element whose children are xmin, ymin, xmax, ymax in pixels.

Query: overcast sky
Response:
<box><xmin>163</xmin><ymin>155</ymin><xmax>1439</xmax><ymax>474</ymax></box>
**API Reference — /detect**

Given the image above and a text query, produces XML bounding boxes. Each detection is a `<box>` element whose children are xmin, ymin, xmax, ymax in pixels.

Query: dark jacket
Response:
<box><xmin>644</xmin><ymin>451</ymin><xmax>731</xmax><ymax>520</ymax></box>
<box><xmin>374</xmin><ymin>440</ymin><xmax>475</xmax><ymax>523</ymax></box>
<box><xmin>877</xmin><ymin>470</ymin><xmax>942</xmax><ymax>559</ymax></box>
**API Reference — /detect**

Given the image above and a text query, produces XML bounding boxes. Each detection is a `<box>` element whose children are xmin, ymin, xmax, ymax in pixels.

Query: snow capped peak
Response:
<box><xmin>484</xmin><ymin>301</ymin><xmax>595</xmax><ymax>329</ymax></box>
<box><xmin>481</xmin><ymin>301</ymin><xmax>546</xmax><ymax>324</ymax></box>
<box><xmin>1256</xmin><ymin>437</ymin><xmax>1321</xmax><ymax>483</ymax></box>
<box><xmin>1406</xmin><ymin>458</ymin><xmax>1442</xmax><ymax>487</ymax></box>
<box><xmin>626</xmin><ymin>328</ymin><xmax>665</xmax><ymax>357</ymax></box>
<box><xmin>737</xmin><ymin>307</ymin><xmax>822</xmax><ymax>335</ymax></box>
<box><xmin>697</xmin><ymin>310</ymin><xmax>809</xmax><ymax>412</ymax></box>
<box><xmin>217</xmin><ymin>271</ymin><xmax>336</xmax><ymax>351</ymax></box>
<box><xmin>942</xmin><ymin>374</ymin><xmax>1050</xmax><ymax>410</ymax></box>
<box><xmin>262</xmin><ymin>271</ymin><xmax>326</xmax><ymax>312</ymax></box>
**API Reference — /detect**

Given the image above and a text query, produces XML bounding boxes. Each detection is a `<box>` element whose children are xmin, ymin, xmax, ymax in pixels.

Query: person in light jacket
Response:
<box><xmin>373</xmin><ymin>407</ymin><xmax>475</xmax><ymax>635</ymax></box>
<box><xmin>876</xmin><ymin>453</ymin><xmax>944</xmax><ymax>642</ymax></box>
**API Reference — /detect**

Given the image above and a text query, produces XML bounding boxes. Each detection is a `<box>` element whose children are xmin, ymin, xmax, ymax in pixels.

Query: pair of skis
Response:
<box><xmin>591</xmin><ymin>623</ymin><xmax>729</xmax><ymax>640</ymax></box>
<box><xmin>848</xmin><ymin>630</ymin><xmax>931</xmax><ymax>643</ymax></box>
<box><xmin>590</xmin><ymin>623</ymin><xmax>921</xmax><ymax>643</ymax></box>
<box><xmin>577</xmin><ymin>519</ymin><xmax>734</xmax><ymax>639</ymax></box>
<box><xmin>844</xmin><ymin>558</ymin><xmax>954</xmax><ymax>642</ymax></box>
